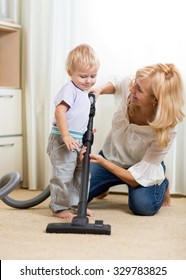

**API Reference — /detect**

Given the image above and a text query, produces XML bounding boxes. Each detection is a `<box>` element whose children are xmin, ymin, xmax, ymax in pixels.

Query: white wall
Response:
<box><xmin>69</xmin><ymin>0</ymin><xmax>186</xmax><ymax>78</ymax></box>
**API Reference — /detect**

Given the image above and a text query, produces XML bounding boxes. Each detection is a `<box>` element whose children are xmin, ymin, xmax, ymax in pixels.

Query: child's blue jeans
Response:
<box><xmin>88</xmin><ymin>151</ymin><xmax>168</xmax><ymax>216</ymax></box>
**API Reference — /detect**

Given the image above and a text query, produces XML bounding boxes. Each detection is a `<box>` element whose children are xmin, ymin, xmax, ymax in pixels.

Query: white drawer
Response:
<box><xmin>0</xmin><ymin>89</ymin><xmax>22</xmax><ymax>135</ymax></box>
<box><xmin>0</xmin><ymin>136</ymin><xmax>23</xmax><ymax>178</ymax></box>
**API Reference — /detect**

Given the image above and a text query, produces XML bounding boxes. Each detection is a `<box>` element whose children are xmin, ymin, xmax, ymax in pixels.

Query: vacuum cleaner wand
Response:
<box><xmin>76</xmin><ymin>93</ymin><xmax>95</xmax><ymax>218</ymax></box>
<box><xmin>46</xmin><ymin>93</ymin><xmax>111</xmax><ymax>235</ymax></box>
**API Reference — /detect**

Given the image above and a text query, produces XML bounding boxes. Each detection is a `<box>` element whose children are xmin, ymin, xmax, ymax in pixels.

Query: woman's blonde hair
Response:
<box><xmin>135</xmin><ymin>63</ymin><xmax>185</xmax><ymax>147</ymax></box>
<box><xmin>66</xmin><ymin>44</ymin><xmax>100</xmax><ymax>73</ymax></box>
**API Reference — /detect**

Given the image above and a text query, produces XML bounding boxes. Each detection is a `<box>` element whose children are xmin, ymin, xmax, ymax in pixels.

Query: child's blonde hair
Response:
<box><xmin>130</xmin><ymin>63</ymin><xmax>185</xmax><ymax>147</ymax></box>
<box><xmin>66</xmin><ymin>44</ymin><xmax>100</xmax><ymax>73</ymax></box>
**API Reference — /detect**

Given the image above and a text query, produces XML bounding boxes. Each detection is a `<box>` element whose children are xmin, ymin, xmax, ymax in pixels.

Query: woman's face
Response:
<box><xmin>130</xmin><ymin>77</ymin><xmax>157</xmax><ymax>108</ymax></box>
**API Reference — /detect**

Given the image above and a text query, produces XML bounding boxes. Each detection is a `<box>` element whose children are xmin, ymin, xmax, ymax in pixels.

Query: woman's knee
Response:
<box><xmin>129</xmin><ymin>200</ymin><xmax>159</xmax><ymax>216</ymax></box>
<box><xmin>128</xmin><ymin>188</ymin><xmax>160</xmax><ymax>216</ymax></box>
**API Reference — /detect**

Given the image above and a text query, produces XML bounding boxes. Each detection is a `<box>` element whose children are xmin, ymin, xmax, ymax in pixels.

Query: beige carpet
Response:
<box><xmin>0</xmin><ymin>188</ymin><xmax>186</xmax><ymax>260</ymax></box>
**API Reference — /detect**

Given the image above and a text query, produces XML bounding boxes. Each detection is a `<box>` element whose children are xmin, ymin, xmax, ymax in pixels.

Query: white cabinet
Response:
<box><xmin>0</xmin><ymin>21</ymin><xmax>21</xmax><ymax>88</ymax></box>
<box><xmin>0</xmin><ymin>89</ymin><xmax>22</xmax><ymax>135</ymax></box>
<box><xmin>0</xmin><ymin>136</ymin><xmax>23</xmax><ymax>176</ymax></box>
<box><xmin>0</xmin><ymin>21</ymin><xmax>22</xmax><ymax>178</ymax></box>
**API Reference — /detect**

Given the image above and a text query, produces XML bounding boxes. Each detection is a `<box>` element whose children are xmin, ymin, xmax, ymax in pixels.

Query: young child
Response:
<box><xmin>47</xmin><ymin>44</ymin><xmax>100</xmax><ymax>219</ymax></box>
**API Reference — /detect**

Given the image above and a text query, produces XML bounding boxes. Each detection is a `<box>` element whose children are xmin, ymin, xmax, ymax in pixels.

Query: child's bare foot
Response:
<box><xmin>87</xmin><ymin>208</ymin><xmax>94</xmax><ymax>217</ymax></box>
<box><xmin>73</xmin><ymin>208</ymin><xmax>95</xmax><ymax>217</ymax></box>
<box><xmin>162</xmin><ymin>187</ymin><xmax>171</xmax><ymax>207</ymax></box>
<box><xmin>96</xmin><ymin>191</ymin><xmax>109</xmax><ymax>199</ymax></box>
<box><xmin>53</xmin><ymin>210</ymin><xmax>76</xmax><ymax>219</ymax></box>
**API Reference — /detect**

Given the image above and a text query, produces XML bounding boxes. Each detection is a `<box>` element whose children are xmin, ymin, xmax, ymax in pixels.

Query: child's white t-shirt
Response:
<box><xmin>53</xmin><ymin>81</ymin><xmax>90</xmax><ymax>134</ymax></box>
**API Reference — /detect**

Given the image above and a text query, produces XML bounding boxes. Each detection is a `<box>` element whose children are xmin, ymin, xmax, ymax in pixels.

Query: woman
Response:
<box><xmin>88</xmin><ymin>63</ymin><xmax>185</xmax><ymax>216</ymax></box>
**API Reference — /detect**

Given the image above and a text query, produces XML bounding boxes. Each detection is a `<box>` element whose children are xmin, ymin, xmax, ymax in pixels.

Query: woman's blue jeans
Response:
<box><xmin>88</xmin><ymin>152</ymin><xmax>169</xmax><ymax>216</ymax></box>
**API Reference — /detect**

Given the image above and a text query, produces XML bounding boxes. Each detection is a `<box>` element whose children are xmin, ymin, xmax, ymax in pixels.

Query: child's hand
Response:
<box><xmin>79</xmin><ymin>146</ymin><xmax>87</xmax><ymax>161</ymax></box>
<box><xmin>63</xmin><ymin>135</ymin><xmax>80</xmax><ymax>151</ymax></box>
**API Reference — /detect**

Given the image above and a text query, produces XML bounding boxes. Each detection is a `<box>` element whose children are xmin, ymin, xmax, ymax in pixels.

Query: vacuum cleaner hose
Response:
<box><xmin>0</xmin><ymin>172</ymin><xmax>50</xmax><ymax>209</ymax></box>
<box><xmin>0</xmin><ymin>172</ymin><xmax>21</xmax><ymax>198</ymax></box>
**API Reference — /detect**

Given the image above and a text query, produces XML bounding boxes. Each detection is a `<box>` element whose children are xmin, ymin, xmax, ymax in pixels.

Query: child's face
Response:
<box><xmin>69</xmin><ymin>64</ymin><xmax>99</xmax><ymax>91</ymax></box>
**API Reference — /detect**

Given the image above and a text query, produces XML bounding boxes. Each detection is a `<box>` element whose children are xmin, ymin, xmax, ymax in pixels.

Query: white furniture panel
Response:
<box><xmin>0</xmin><ymin>21</ymin><xmax>21</xmax><ymax>88</ymax></box>
<box><xmin>0</xmin><ymin>89</ymin><xmax>22</xmax><ymax>135</ymax></box>
<box><xmin>0</xmin><ymin>136</ymin><xmax>23</xmax><ymax>177</ymax></box>
<box><xmin>0</xmin><ymin>22</ymin><xmax>23</xmax><ymax>180</ymax></box>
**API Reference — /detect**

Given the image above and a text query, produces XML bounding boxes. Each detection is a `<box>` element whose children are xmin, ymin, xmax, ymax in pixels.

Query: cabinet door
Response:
<box><xmin>0</xmin><ymin>136</ymin><xmax>23</xmax><ymax>178</ymax></box>
<box><xmin>0</xmin><ymin>89</ymin><xmax>22</xmax><ymax>135</ymax></box>
<box><xmin>0</xmin><ymin>23</ymin><xmax>21</xmax><ymax>88</ymax></box>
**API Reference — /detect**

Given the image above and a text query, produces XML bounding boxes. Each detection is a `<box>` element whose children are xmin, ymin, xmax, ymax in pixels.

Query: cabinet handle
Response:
<box><xmin>0</xmin><ymin>143</ymin><xmax>15</xmax><ymax>147</ymax></box>
<box><xmin>0</xmin><ymin>95</ymin><xmax>14</xmax><ymax>98</ymax></box>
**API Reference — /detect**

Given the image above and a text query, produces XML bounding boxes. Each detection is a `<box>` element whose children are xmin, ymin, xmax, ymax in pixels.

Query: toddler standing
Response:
<box><xmin>47</xmin><ymin>44</ymin><xmax>100</xmax><ymax>219</ymax></box>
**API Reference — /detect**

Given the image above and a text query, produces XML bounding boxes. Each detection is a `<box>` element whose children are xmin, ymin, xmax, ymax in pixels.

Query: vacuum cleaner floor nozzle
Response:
<box><xmin>46</xmin><ymin>219</ymin><xmax>111</xmax><ymax>235</ymax></box>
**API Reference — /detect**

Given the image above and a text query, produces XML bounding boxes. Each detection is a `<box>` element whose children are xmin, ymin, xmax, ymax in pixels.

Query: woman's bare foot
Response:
<box><xmin>53</xmin><ymin>210</ymin><xmax>76</xmax><ymax>219</ymax></box>
<box><xmin>96</xmin><ymin>191</ymin><xmax>109</xmax><ymax>199</ymax></box>
<box><xmin>162</xmin><ymin>187</ymin><xmax>171</xmax><ymax>207</ymax></box>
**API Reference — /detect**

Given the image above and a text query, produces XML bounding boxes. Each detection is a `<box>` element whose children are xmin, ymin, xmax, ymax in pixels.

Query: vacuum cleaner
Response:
<box><xmin>0</xmin><ymin>93</ymin><xmax>111</xmax><ymax>235</ymax></box>
<box><xmin>46</xmin><ymin>93</ymin><xmax>111</xmax><ymax>235</ymax></box>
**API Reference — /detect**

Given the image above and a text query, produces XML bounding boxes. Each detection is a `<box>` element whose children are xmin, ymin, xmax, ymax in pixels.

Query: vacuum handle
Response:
<box><xmin>77</xmin><ymin>93</ymin><xmax>96</xmax><ymax>217</ymax></box>
<box><xmin>88</xmin><ymin>92</ymin><xmax>96</xmax><ymax>118</ymax></box>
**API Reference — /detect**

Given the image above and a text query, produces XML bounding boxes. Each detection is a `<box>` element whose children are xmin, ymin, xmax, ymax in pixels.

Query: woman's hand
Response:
<box><xmin>89</xmin><ymin>153</ymin><xmax>105</xmax><ymax>164</ymax></box>
<box><xmin>88</xmin><ymin>87</ymin><xmax>103</xmax><ymax>99</ymax></box>
<box><xmin>88</xmin><ymin>82</ymin><xmax>116</xmax><ymax>98</ymax></box>
<box><xmin>79</xmin><ymin>148</ymin><xmax>104</xmax><ymax>164</ymax></box>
